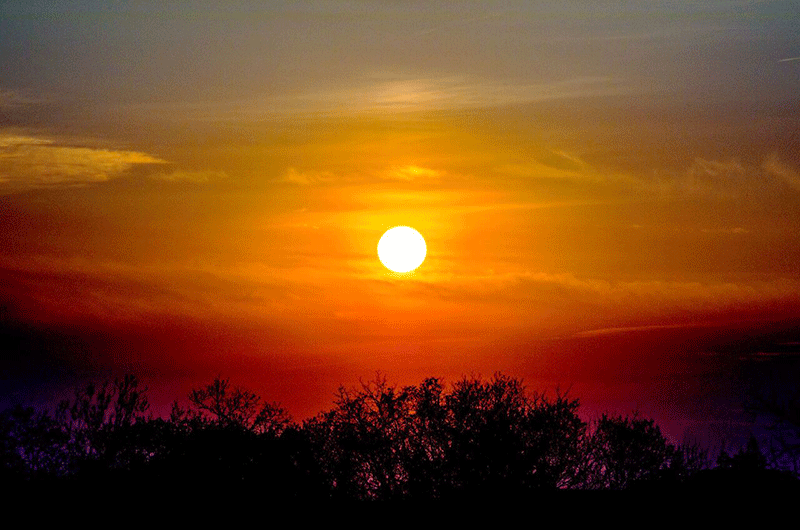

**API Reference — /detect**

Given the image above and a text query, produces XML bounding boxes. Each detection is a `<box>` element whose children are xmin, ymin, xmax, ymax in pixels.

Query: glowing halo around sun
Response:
<box><xmin>377</xmin><ymin>226</ymin><xmax>427</xmax><ymax>273</ymax></box>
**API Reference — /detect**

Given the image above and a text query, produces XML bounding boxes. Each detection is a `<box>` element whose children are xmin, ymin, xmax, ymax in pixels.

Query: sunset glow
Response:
<box><xmin>1</xmin><ymin>2</ymin><xmax>799</xmax><ymax>454</ymax></box>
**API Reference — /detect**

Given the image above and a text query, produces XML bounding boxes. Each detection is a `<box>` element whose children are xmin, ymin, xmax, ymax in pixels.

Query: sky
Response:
<box><xmin>1</xmin><ymin>1</ymin><xmax>799</xmax><ymax>448</ymax></box>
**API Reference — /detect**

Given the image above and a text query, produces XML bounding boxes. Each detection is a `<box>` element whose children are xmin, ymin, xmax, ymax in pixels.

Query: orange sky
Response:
<box><xmin>2</xmin><ymin>2</ymin><xmax>799</xmax><ymax>446</ymax></box>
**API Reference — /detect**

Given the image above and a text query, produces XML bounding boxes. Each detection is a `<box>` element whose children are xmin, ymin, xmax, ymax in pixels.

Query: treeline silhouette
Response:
<box><xmin>2</xmin><ymin>373</ymin><xmax>798</xmax><ymax>498</ymax></box>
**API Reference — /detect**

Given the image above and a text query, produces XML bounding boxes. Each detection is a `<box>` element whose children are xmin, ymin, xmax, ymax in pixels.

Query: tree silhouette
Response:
<box><xmin>584</xmin><ymin>413</ymin><xmax>675</xmax><ymax>490</ymax></box>
<box><xmin>178</xmin><ymin>375</ymin><xmax>290</xmax><ymax>436</ymax></box>
<box><xmin>140</xmin><ymin>376</ymin><xmax>308</xmax><ymax>498</ymax></box>
<box><xmin>717</xmin><ymin>436</ymin><xmax>766</xmax><ymax>471</ymax></box>
<box><xmin>746</xmin><ymin>379</ymin><xmax>800</xmax><ymax>476</ymax></box>
<box><xmin>303</xmin><ymin>373</ymin><xmax>588</xmax><ymax>499</ymax></box>
<box><xmin>0</xmin><ymin>405</ymin><xmax>68</xmax><ymax>481</ymax></box>
<box><xmin>55</xmin><ymin>374</ymin><xmax>155</xmax><ymax>478</ymax></box>
<box><xmin>442</xmin><ymin>374</ymin><xmax>588</xmax><ymax>496</ymax></box>
<box><xmin>4</xmin><ymin>371</ymin><xmax>780</xmax><ymax>496</ymax></box>
<box><xmin>686</xmin><ymin>435</ymin><xmax>800</xmax><ymax>491</ymax></box>
<box><xmin>303</xmin><ymin>374</ymin><xmax>418</xmax><ymax>499</ymax></box>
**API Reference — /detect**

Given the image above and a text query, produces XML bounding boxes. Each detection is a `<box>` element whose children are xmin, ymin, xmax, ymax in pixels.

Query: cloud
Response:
<box><xmin>494</xmin><ymin>157</ymin><xmax>590</xmax><ymax>181</ymax></box>
<box><xmin>276</xmin><ymin>164</ymin><xmax>442</xmax><ymax>186</ymax></box>
<box><xmin>491</xmin><ymin>151</ymin><xmax>800</xmax><ymax>200</ymax></box>
<box><xmin>700</xmin><ymin>227</ymin><xmax>749</xmax><ymax>235</ymax></box>
<box><xmin>148</xmin><ymin>169</ymin><xmax>228</xmax><ymax>183</ymax></box>
<box><xmin>0</xmin><ymin>255</ymin><xmax>291</xmax><ymax>329</ymax></box>
<box><xmin>277</xmin><ymin>167</ymin><xmax>338</xmax><ymax>186</ymax></box>
<box><xmin>0</xmin><ymin>132</ymin><xmax>166</xmax><ymax>191</ymax></box>
<box><xmin>572</xmin><ymin>323</ymin><xmax>714</xmax><ymax>338</ymax></box>
<box><xmin>0</xmin><ymin>135</ymin><xmax>53</xmax><ymax>148</ymax></box>
<box><xmin>629</xmin><ymin>155</ymin><xmax>800</xmax><ymax>199</ymax></box>
<box><xmin>380</xmin><ymin>165</ymin><xmax>441</xmax><ymax>181</ymax></box>
<box><xmin>762</xmin><ymin>153</ymin><xmax>800</xmax><ymax>191</ymax></box>
<box><xmin>320</xmin><ymin>75</ymin><xmax>624</xmax><ymax>113</ymax></box>
<box><xmin>679</xmin><ymin>158</ymin><xmax>747</xmax><ymax>195</ymax></box>
<box><xmin>407</xmin><ymin>268</ymin><xmax>800</xmax><ymax>330</ymax></box>
<box><xmin>182</xmin><ymin>75</ymin><xmax>627</xmax><ymax>119</ymax></box>
<box><xmin>492</xmin><ymin>150</ymin><xmax>649</xmax><ymax>190</ymax></box>
<box><xmin>493</xmin><ymin>149</ymin><xmax>800</xmax><ymax>200</ymax></box>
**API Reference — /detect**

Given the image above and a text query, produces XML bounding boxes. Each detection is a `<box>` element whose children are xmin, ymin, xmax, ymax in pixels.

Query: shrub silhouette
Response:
<box><xmin>746</xmin><ymin>378</ymin><xmax>800</xmax><ymax>476</ymax></box>
<box><xmin>56</xmin><ymin>374</ymin><xmax>155</xmax><ymax>478</ymax></box>
<box><xmin>687</xmin><ymin>436</ymin><xmax>800</xmax><ymax>492</ymax></box>
<box><xmin>0</xmin><ymin>405</ymin><xmax>68</xmax><ymax>481</ymax></box>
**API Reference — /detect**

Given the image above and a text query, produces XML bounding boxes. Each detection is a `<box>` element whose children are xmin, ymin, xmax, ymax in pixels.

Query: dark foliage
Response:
<box><xmin>686</xmin><ymin>436</ymin><xmax>800</xmax><ymax>492</ymax></box>
<box><xmin>0</xmin><ymin>404</ymin><xmax>68</xmax><ymax>481</ymax></box>
<box><xmin>746</xmin><ymin>378</ymin><xmax>800</xmax><ymax>476</ymax></box>
<box><xmin>583</xmin><ymin>413</ymin><xmax>675</xmax><ymax>489</ymax></box>
<box><xmin>2</xmin><ymin>372</ymin><xmax>797</xmax><ymax>498</ymax></box>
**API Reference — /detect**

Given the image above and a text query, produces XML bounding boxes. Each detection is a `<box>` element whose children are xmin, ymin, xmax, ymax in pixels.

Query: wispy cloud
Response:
<box><xmin>493</xmin><ymin>151</ymin><xmax>597</xmax><ymax>182</ymax></box>
<box><xmin>0</xmin><ymin>132</ymin><xmax>166</xmax><ymax>191</ymax></box>
<box><xmin>493</xmin><ymin>147</ymin><xmax>800</xmax><ymax>200</ymax></box>
<box><xmin>380</xmin><ymin>165</ymin><xmax>441</xmax><ymax>181</ymax></box>
<box><xmin>400</xmin><ymin>268</ymin><xmax>800</xmax><ymax>325</ymax></box>
<box><xmin>700</xmin><ymin>227</ymin><xmax>749</xmax><ymax>235</ymax></box>
<box><xmin>674</xmin><ymin>158</ymin><xmax>748</xmax><ymax>196</ymax></box>
<box><xmin>277</xmin><ymin>167</ymin><xmax>338</xmax><ymax>186</ymax></box>
<box><xmin>148</xmin><ymin>169</ymin><xmax>227</xmax><ymax>183</ymax></box>
<box><xmin>573</xmin><ymin>323</ymin><xmax>717</xmax><ymax>338</ymax></box>
<box><xmin>174</xmin><ymin>75</ymin><xmax>627</xmax><ymax>120</ymax></box>
<box><xmin>762</xmin><ymin>153</ymin><xmax>800</xmax><ymax>191</ymax></box>
<box><xmin>275</xmin><ymin>164</ymin><xmax>443</xmax><ymax>186</ymax></box>
<box><xmin>628</xmin><ymin>155</ymin><xmax>800</xmax><ymax>199</ymax></box>
<box><xmin>297</xmin><ymin>75</ymin><xmax>624</xmax><ymax>113</ymax></box>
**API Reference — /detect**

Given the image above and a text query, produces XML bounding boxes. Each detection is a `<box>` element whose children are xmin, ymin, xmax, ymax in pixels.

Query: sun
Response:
<box><xmin>377</xmin><ymin>226</ymin><xmax>427</xmax><ymax>273</ymax></box>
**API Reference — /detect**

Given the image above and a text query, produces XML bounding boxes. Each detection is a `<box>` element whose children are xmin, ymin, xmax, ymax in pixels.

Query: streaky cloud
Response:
<box><xmin>762</xmin><ymin>153</ymin><xmax>800</xmax><ymax>191</ymax></box>
<box><xmin>573</xmin><ymin>322</ymin><xmax>720</xmax><ymax>338</ymax></box>
<box><xmin>165</xmin><ymin>75</ymin><xmax>628</xmax><ymax>120</ymax></box>
<box><xmin>148</xmin><ymin>170</ymin><xmax>227</xmax><ymax>183</ymax></box>
<box><xmin>0</xmin><ymin>132</ymin><xmax>166</xmax><ymax>192</ymax></box>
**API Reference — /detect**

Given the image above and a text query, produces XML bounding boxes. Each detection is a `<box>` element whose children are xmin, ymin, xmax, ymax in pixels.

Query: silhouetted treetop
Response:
<box><xmin>3</xmin><ymin>371</ymin><xmax>795</xmax><ymax>497</ymax></box>
<box><xmin>585</xmin><ymin>413</ymin><xmax>675</xmax><ymax>490</ymax></box>
<box><xmin>180</xmin><ymin>375</ymin><xmax>290</xmax><ymax>436</ymax></box>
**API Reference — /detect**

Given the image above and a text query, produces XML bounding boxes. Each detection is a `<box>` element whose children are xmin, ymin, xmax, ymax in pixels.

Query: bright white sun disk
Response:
<box><xmin>377</xmin><ymin>226</ymin><xmax>427</xmax><ymax>273</ymax></box>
